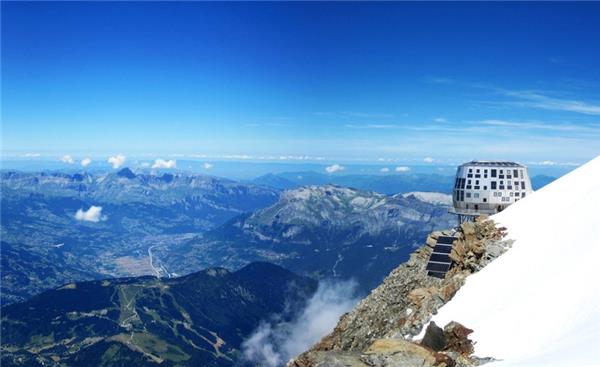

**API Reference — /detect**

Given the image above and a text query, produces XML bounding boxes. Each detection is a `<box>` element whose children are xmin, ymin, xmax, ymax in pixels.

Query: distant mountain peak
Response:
<box><xmin>116</xmin><ymin>167</ymin><xmax>136</xmax><ymax>179</ymax></box>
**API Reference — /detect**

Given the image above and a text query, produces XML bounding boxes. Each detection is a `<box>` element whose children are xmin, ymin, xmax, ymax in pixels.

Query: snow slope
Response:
<box><xmin>424</xmin><ymin>156</ymin><xmax>600</xmax><ymax>366</ymax></box>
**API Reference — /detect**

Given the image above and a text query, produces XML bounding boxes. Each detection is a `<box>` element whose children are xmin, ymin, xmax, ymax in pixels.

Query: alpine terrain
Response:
<box><xmin>1</xmin><ymin>262</ymin><xmax>317</xmax><ymax>367</ymax></box>
<box><xmin>155</xmin><ymin>185</ymin><xmax>455</xmax><ymax>292</ymax></box>
<box><xmin>1</xmin><ymin>169</ymin><xmax>278</xmax><ymax>304</ymax></box>
<box><xmin>290</xmin><ymin>156</ymin><xmax>600</xmax><ymax>367</ymax></box>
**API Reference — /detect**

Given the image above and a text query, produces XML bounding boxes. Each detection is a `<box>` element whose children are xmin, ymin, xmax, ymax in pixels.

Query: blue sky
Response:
<box><xmin>2</xmin><ymin>2</ymin><xmax>600</xmax><ymax>166</ymax></box>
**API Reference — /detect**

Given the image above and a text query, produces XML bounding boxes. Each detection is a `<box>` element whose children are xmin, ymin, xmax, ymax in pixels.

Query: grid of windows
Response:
<box><xmin>453</xmin><ymin>163</ymin><xmax>532</xmax><ymax>209</ymax></box>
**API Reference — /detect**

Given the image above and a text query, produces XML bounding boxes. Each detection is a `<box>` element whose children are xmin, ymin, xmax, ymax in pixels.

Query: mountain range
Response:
<box><xmin>1</xmin><ymin>169</ymin><xmax>457</xmax><ymax>304</ymax></box>
<box><xmin>250</xmin><ymin>171</ymin><xmax>556</xmax><ymax>194</ymax></box>
<box><xmin>1</xmin><ymin>169</ymin><xmax>278</xmax><ymax>304</ymax></box>
<box><xmin>1</xmin><ymin>262</ymin><xmax>316</xmax><ymax>367</ymax></box>
<box><xmin>155</xmin><ymin>185</ymin><xmax>455</xmax><ymax>292</ymax></box>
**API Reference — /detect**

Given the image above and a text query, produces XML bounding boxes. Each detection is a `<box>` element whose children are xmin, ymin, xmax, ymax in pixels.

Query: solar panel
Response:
<box><xmin>426</xmin><ymin>262</ymin><xmax>451</xmax><ymax>272</ymax></box>
<box><xmin>433</xmin><ymin>244</ymin><xmax>452</xmax><ymax>254</ymax></box>
<box><xmin>429</xmin><ymin>253</ymin><xmax>451</xmax><ymax>263</ymax></box>
<box><xmin>437</xmin><ymin>236</ymin><xmax>456</xmax><ymax>245</ymax></box>
<box><xmin>426</xmin><ymin>236</ymin><xmax>457</xmax><ymax>278</ymax></box>
<box><xmin>427</xmin><ymin>271</ymin><xmax>446</xmax><ymax>279</ymax></box>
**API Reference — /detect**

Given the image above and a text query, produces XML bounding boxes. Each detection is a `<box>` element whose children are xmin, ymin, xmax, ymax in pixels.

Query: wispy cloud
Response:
<box><xmin>315</xmin><ymin>111</ymin><xmax>394</xmax><ymax>119</ymax></box>
<box><xmin>152</xmin><ymin>159</ymin><xmax>176</xmax><ymax>169</ymax></box>
<box><xmin>242</xmin><ymin>280</ymin><xmax>358</xmax><ymax>367</ymax></box>
<box><xmin>380</xmin><ymin>167</ymin><xmax>390</xmax><ymax>173</ymax></box>
<box><xmin>395</xmin><ymin>166</ymin><xmax>410</xmax><ymax>172</ymax></box>
<box><xmin>325</xmin><ymin>164</ymin><xmax>345</xmax><ymax>173</ymax></box>
<box><xmin>475</xmin><ymin>119</ymin><xmax>600</xmax><ymax>135</ymax></box>
<box><xmin>80</xmin><ymin>158</ymin><xmax>92</xmax><ymax>167</ymax></box>
<box><xmin>423</xmin><ymin>157</ymin><xmax>435</xmax><ymax>163</ymax></box>
<box><xmin>428</xmin><ymin>77</ymin><xmax>600</xmax><ymax>116</ymax></box>
<box><xmin>61</xmin><ymin>155</ymin><xmax>75</xmax><ymax>164</ymax></box>
<box><xmin>107</xmin><ymin>154</ymin><xmax>126</xmax><ymax>169</ymax></box>
<box><xmin>203</xmin><ymin>162</ymin><xmax>213</xmax><ymax>169</ymax></box>
<box><xmin>345</xmin><ymin>124</ymin><xmax>399</xmax><ymax>129</ymax></box>
<box><xmin>433</xmin><ymin>117</ymin><xmax>447</xmax><ymax>123</ymax></box>
<box><xmin>245</xmin><ymin>122</ymin><xmax>289</xmax><ymax>128</ymax></box>
<box><xmin>500</xmin><ymin>90</ymin><xmax>600</xmax><ymax>115</ymax></box>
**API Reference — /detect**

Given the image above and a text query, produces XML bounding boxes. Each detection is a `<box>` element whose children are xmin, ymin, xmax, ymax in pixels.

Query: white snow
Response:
<box><xmin>403</xmin><ymin>192</ymin><xmax>453</xmax><ymax>206</ymax></box>
<box><xmin>422</xmin><ymin>156</ymin><xmax>600</xmax><ymax>366</ymax></box>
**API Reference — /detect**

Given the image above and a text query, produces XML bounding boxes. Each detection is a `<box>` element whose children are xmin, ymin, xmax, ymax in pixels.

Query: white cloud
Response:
<box><xmin>345</xmin><ymin>124</ymin><xmax>398</xmax><ymax>129</ymax></box>
<box><xmin>152</xmin><ymin>159</ymin><xmax>176</xmax><ymax>169</ymax></box>
<box><xmin>80</xmin><ymin>158</ymin><xmax>92</xmax><ymax>167</ymax></box>
<box><xmin>242</xmin><ymin>281</ymin><xmax>359</xmax><ymax>367</ymax></box>
<box><xmin>433</xmin><ymin>117</ymin><xmax>447</xmax><ymax>123</ymax></box>
<box><xmin>61</xmin><ymin>155</ymin><xmax>75</xmax><ymax>164</ymax></box>
<box><xmin>203</xmin><ymin>162</ymin><xmax>213</xmax><ymax>169</ymax></box>
<box><xmin>424</xmin><ymin>157</ymin><xmax>435</xmax><ymax>163</ymax></box>
<box><xmin>380</xmin><ymin>167</ymin><xmax>390</xmax><ymax>173</ymax></box>
<box><xmin>140</xmin><ymin>162</ymin><xmax>151</xmax><ymax>168</ymax></box>
<box><xmin>24</xmin><ymin>153</ymin><xmax>41</xmax><ymax>157</ymax></box>
<box><xmin>325</xmin><ymin>164</ymin><xmax>345</xmax><ymax>173</ymax></box>
<box><xmin>395</xmin><ymin>166</ymin><xmax>410</xmax><ymax>172</ymax></box>
<box><xmin>540</xmin><ymin>160</ymin><xmax>556</xmax><ymax>166</ymax></box>
<box><xmin>502</xmin><ymin>90</ymin><xmax>600</xmax><ymax>116</ymax></box>
<box><xmin>107</xmin><ymin>154</ymin><xmax>126</xmax><ymax>169</ymax></box>
<box><xmin>74</xmin><ymin>205</ymin><xmax>104</xmax><ymax>222</ymax></box>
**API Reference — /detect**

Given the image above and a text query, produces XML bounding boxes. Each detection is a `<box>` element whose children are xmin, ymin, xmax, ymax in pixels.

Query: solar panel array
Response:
<box><xmin>426</xmin><ymin>236</ymin><xmax>456</xmax><ymax>278</ymax></box>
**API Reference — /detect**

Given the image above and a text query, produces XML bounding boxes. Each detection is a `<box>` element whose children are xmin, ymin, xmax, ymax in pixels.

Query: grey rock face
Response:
<box><xmin>289</xmin><ymin>217</ymin><xmax>512</xmax><ymax>367</ymax></box>
<box><xmin>421</xmin><ymin>322</ymin><xmax>446</xmax><ymax>352</ymax></box>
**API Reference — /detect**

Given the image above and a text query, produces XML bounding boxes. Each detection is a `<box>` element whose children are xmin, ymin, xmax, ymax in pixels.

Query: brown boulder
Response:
<box><xmin>443</xmin><ymin>321</ymin><xmax>474</xmax><ymax>356</ymax></box>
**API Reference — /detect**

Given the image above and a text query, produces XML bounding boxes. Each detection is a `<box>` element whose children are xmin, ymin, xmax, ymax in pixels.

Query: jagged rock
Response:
<box><xmin>474</xmin><ymin>215</ymin><xmax>489</xmax><ymax>223</ymax></box>
<box><xmin>288</xmin><ymin>219</ymin><xmax>511</xmax><ymax>367</ymax></box>
<box><xmin>289</xmin><ymin>351</ymin><xmax>368</xmax><ymax>367</ymax></box>
<box><xmin>443</xmin><ymin>322</ymin><xmax>475</xmax><ymax>357</ymax></box>
<box><xmin>421</xmin><ymin>322</ymin><xmax>446</xmax><ymax>351</ymax></box>
<box><xmin>408</xmin><ymin>287</ymin><xmax>437</xmax><ymax>308</ymax></box>
<box><xmin>360</xmin><ymin>339</ymin><xmax>440</xmax><ymax>367</ymax></box>
<box><xmin>427</xmin><ymin>235</ymin><xmax>439</xmax><ymax>247</ymax></box>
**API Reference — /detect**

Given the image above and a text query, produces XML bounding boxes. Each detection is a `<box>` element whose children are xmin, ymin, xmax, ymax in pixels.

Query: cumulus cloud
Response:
<box><xmin>395</xmin><ymin>166</ymin><xmax>410</xmax><ymax>172</ymax></box>
<box><xmin>203</xmin><ymin>162</ymin><xmax>213</xmax><ymax>169</ymax></box>
<box><xmin>80</xmin><ymin>158</ymin><xmax>92</xmax><ymax>167</ymax></box>
<box><xmin>380</xmin><ymin>167</ymin><xmax>390</xmax><ymax>173</ymax></box>
<box><xmin>423</xmin><ymin>157</ymin><xmax>435</xmax><ymax>163</ymax></box>
<box><xmin>325</xmin><ymin>164</ymin><xmax>345</xmax><ymax>173</ymax></box>
<box><xmin>151</xmin><ymin>159</ymin><xmax>176</xmax><ymax>169</ymax></box>
<box><xmin>242</xmin><ymin>280</ymin><xmax>359</xmax><ymax>367</ymax></box>
<box><xmin>74</xmin><ymin>205</ymin><xmax>104</xmax><ymax>222</ymax></box>
<box><xmin>61</xmin><ymin>155</ymin><xmax>75</xmax><ymax>164</ymax></box>
<box><xmin>108</xmin><ymin>154</ymin><xmax>126</xmax><ymax>169</ymax></box>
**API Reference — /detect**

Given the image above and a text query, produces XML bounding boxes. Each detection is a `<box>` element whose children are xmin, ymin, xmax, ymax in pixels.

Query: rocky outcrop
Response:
<box><xmin>289</xmin><ymin>216</ymin><xmax>511</xmax><ymax>367</ymax></box>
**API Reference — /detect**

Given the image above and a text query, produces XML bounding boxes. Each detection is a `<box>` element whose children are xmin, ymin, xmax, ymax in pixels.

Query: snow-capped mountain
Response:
<box><xmin>161</xmin><ymin>185</ymin><xmax>455</xmax><ymax>292</ymax></box>
<box><xmin>426</xmin><ymin>155</ymin><xmax>600</xmax><ymax>366</ymax></box>
<box><xmin>401</xmin><ymin>192</ymin><xmax>453</xmax><ymax>206</ymax></box>
<box><xmin>290</xmin><ymin>156</ymin><xmax>600</xmax><ymax>367</ymax></box>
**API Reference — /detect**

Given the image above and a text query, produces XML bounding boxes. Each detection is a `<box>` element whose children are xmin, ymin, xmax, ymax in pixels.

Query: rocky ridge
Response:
<box><xmin>289</xmin><ymin>216</ymin><xmax>512</xmax><ymax>367</ymax></box>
